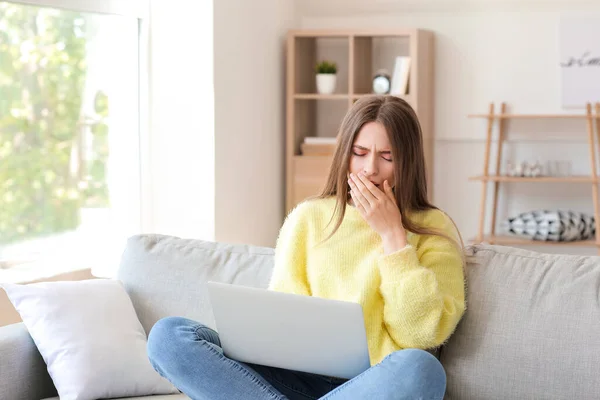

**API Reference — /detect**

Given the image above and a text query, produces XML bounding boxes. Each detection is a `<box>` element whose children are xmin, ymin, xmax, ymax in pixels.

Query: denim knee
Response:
<box><xmin>384</xmin><ymin>349</ymin><xmax>446</xmax><ymax>394</ymax></box>
<box><xmin>148</xmin><ymin>317</ymin><xmax>184</xmax><ymax>362</ymax></box>
<box><xmin>148</xmin><ymin>317</ymin><xmax>214</xmax><ymax>362</ymax></box>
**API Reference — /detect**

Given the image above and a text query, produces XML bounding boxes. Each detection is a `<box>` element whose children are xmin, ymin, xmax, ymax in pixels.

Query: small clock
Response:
<box><xmin>372</xmin><ymin>70</ymin><xmax>391</xmax><ymax>95</ymax></box>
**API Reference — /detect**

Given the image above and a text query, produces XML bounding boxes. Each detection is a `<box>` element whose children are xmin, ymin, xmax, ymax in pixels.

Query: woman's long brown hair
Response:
<box><xmin>317</xmin><ymin>95</ymin><xmax>463</xmax><ymax>250</ymax></box>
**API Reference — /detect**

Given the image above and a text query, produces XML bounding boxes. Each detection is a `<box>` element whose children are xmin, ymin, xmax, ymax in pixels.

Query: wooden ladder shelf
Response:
<box><xmin>468</xmin><ymin>102</ymin><xmax>600</xmax><ymax>252</ymax></box>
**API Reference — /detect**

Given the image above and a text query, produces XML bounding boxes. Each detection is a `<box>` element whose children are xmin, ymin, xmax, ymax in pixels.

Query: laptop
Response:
<box><xmin>206</xmin><ymin>281</ymin><xmax>371</xmax><ymax>380</ymax></box>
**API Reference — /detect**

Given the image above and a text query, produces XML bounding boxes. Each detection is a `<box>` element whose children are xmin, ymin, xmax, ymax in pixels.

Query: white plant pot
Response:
<box><xmin>316</xmin><ymin>74</ymin><xmax>336</xmax><ymax>94</ymax></box>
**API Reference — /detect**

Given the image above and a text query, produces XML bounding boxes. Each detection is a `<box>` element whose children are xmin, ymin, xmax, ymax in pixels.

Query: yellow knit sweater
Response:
<box><xmin>268</xmin><ymin>197</ymin><xmax>466</xmax><ymax>366</ymax></box>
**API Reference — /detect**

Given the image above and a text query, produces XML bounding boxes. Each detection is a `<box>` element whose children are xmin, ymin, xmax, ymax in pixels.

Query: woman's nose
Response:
<box><xmin>363</xmin><ymin>156</ymin><xmax>378</xmax><ymax>176</ymax></box>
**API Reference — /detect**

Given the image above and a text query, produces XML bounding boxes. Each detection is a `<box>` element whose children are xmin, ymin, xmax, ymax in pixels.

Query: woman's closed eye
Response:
<box><xmin>352</xmin><ymin>146</ymin><xmax>392</xmax><ymax>162</ymax></box>
<box><xmin>352</xmin><ymin>151</ymin><xmax>392</xmax><ymax>162</ymax></box>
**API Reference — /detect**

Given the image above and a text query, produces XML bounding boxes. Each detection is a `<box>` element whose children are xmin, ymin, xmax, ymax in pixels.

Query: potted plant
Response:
<box><xmin>315</xmin><ymin>60</ymin><xmax>337</xmax><ymax>94</ymax></box>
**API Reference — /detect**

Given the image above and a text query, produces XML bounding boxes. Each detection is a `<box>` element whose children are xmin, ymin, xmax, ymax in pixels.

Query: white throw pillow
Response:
<box><xmin>2</xmin><ymin>279</ymin><xmax>178</xmax><ymax>400</ymax></box>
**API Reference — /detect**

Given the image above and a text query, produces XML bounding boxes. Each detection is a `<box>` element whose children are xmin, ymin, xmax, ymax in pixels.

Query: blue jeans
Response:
<box><xmin>147</xmin><ymin>317</ymin><xmax>446</xmax><ymax>400</ymax></box>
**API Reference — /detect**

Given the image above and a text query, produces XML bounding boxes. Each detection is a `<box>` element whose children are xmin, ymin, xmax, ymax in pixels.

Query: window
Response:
<box><xmin>0</xmin><ymin>0</ymin><xmax>147</xmax><ymax>282</ymax></box>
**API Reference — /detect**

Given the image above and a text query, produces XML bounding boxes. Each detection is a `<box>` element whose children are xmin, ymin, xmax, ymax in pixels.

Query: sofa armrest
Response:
<box><xmin>0</xmin><ymin>323</ymin><xmax>57</xmax><ymax>400</ymax></box>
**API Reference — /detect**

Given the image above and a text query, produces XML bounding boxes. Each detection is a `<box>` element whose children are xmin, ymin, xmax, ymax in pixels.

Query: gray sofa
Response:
<box><xmin>1</xmin><ymin>234</ymin><xmax>599</xmax><ymax>400</ymax></box>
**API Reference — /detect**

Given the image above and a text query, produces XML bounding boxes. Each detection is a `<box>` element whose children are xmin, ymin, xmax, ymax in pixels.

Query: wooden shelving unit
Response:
<box><xmin>468</xmin><ymin>113</ymin><xmax>588</xmax><ymax>119</ymax></box>
<box><xmin>469</xmin><ymin>175</ymin><xmax>599</xmax><ymax>183</ymax></box>
<box><xmin>469</xmin><ymin>102</ymin><xmax>600</xmax><ymax>251</ymax></box>
<box><xmin>478</xmin><ymin>235</ymin><xmax>596</xmax><ymax>247</ymax></box>
<box><xmin>285</xmin><ymin>29</ymin><xmax>434</xmax><ymax>213</ymax></box>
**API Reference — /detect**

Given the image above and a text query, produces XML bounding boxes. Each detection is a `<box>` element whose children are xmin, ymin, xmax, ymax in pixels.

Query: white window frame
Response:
<box><xmin>1</xmin><ymin>0</ymin><xmax>152</xmax><ymax>281</ymax></box>
<box><xmin>6</xmin><ymin>0</ymin><xmax>149</xmax><ymax>18</ymax></box>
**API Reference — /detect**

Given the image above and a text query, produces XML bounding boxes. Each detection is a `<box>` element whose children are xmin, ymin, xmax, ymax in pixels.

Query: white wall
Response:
<box><xmin>147</xmin><ymin>1</ymin><xmax>215</xmax><ymax>241</ymax></box>
<box><xmin>147</xmin><ymin>0</ymin><xmax>296</xmax><ymax>248</ymax></box>
<box><xmin>296</xmin><ymin>0</ymin><xmax>600</xmax><ymax>255</ymax></box>
<box><xmin>214</xmin><ymin>0</ymin><xmax>297</xmax><ymax>247</ymax></box>
<box><xmin>148</xmin><ymin>0</ymin><xmax>600</xmax><ymax>253</ymax></box>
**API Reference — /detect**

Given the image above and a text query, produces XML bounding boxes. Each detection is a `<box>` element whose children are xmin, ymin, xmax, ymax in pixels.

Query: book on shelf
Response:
<box><xmin>301</xmin><ymin>136</ymin><xmax>337</xmax><ymax>156</ymax></box>
<box><xmin>390</xmin><ymin>56</ymin><xmax>411</xmax><ymax>95</ymax></box>
<box><xmin>303</xmin><ymin>136</ymin><xmax>337</xmax><ymax>145</ymax></box>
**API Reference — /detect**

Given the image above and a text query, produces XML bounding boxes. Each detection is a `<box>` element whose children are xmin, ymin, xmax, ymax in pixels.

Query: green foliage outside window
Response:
<box><xmin>0</xmin><ymin>2</ymin><xmax>109</xmax><ymax>244</ymax></box>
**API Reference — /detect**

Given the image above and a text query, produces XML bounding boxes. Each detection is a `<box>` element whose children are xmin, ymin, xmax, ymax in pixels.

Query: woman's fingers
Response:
<box><xmin>348</xmin><ymin>176</ymin><xmax>370</xmax><ymax>209</ymax></box>
<box><xmin>350</xmin><ymin>189</ymin><xmax>366</xmax><ymax>213</ymax></box>
<box><xmin>384</xmin><ymin>180</ymin><xmax>396</xmax><ymax>204</ymax></box>
<box><xmin>350</xmin><ymin>173</ymin><xmax>379</xmax><ymax>206</ymax></box>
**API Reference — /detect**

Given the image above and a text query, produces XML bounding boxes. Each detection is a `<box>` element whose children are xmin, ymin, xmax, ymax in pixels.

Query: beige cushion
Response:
<box><xmin>440</xmin><ymin>244</ymin><xmax>600</xmax><ymax>399</ymax></box>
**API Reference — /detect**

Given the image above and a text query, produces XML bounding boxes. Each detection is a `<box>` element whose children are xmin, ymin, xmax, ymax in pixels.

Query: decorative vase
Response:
<box><xmin>316</xmin><ymin>73</ymin><xmax>336</xmax><ymax>94</ymax></box>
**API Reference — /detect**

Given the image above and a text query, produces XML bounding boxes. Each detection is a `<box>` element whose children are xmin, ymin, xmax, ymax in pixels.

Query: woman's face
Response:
<box><xmin>348</xmin><ymin>121</ymin><xmax>395</xmax><ymax>190</ymax></box>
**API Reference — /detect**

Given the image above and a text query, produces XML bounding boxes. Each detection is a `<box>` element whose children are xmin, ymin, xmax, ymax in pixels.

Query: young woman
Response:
<box><xmin>147</xmin><ymin>96</ymin><xmax>466</xmax><ymax>400</ymax></box>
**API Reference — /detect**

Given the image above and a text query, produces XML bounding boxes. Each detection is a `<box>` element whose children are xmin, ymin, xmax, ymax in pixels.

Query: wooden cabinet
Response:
<box><xmin>291</xmin><ymin>155</ymin><xmax>333</xmax><ymax>206</ymax></box>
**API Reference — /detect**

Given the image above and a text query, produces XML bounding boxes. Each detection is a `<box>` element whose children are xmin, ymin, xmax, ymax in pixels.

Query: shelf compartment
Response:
<box><xmin>475</xmin><ymin>235</ymin><xmax>598</xmax><ymax>247</ymax></box>
<box><xmin>469</xmin><ymin>175</ymin><xmax>599</xmax><ymax>183</ymax></box>
<box><xmin>294</xmin><ymin>36</ymin><xmax>349</xmax><ymax>95</ymax></box>
<box><xmin>352</xmin><ymin>35</ymin><xmax>410</xmax><ymax>96</ymax></box>
<box><xmin>292</xmin><ymin>100</ymin><xmax>348</xmax><ymax>156</ymax></box>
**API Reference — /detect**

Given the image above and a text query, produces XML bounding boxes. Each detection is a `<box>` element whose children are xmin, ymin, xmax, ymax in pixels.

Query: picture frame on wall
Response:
<box><xmin>559</xmin><ymin>16</ymin><xmax>600</xmax><ymax>109</ymax></box>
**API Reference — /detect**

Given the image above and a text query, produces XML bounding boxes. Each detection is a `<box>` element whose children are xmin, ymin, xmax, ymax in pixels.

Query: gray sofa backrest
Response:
<box><xmin>116</xmin><ymin>235</ymin><xmax>600</xmax><ymax>400</ymax></box>
<box><xmin>117</xmin><ymin>234</ymin><xmax>275</xmax><ymax>334</ymax></box>
<box><xmin>441</xmin><ymin>244</ymin><xmax>600</xmax><ymax>399</ymax></box>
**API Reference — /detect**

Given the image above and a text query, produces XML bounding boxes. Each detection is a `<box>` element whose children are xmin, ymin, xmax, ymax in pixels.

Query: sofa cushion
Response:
<box><xmin>117</xmin><ymin>234</ymin><xmax>275</xmax><ymax>334</ymax></box>
<box><xmin>0</xmin><ymin>323</ymin><xmax>57</xmax><ymax>400</ymax></box>
<box><xmin>2</xmin><ymin>279</ymin><xmax>178</xmax><ymax>400</ymax></box>
<box><xmin>440</xmin><ymin>244</ymin><xmax>600</xmax><ymax>399</ymax></box>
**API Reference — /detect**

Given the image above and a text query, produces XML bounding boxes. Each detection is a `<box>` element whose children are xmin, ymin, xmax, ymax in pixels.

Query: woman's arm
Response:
<box><xmin>268</xmin><ymin>204</ymin><xmax>312</xmax><ymax>296</ymax></box>
<box><xmin>378</xmin><ymin>212</ymin><xmax>466</xmax><ymax>349</ymax></box>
